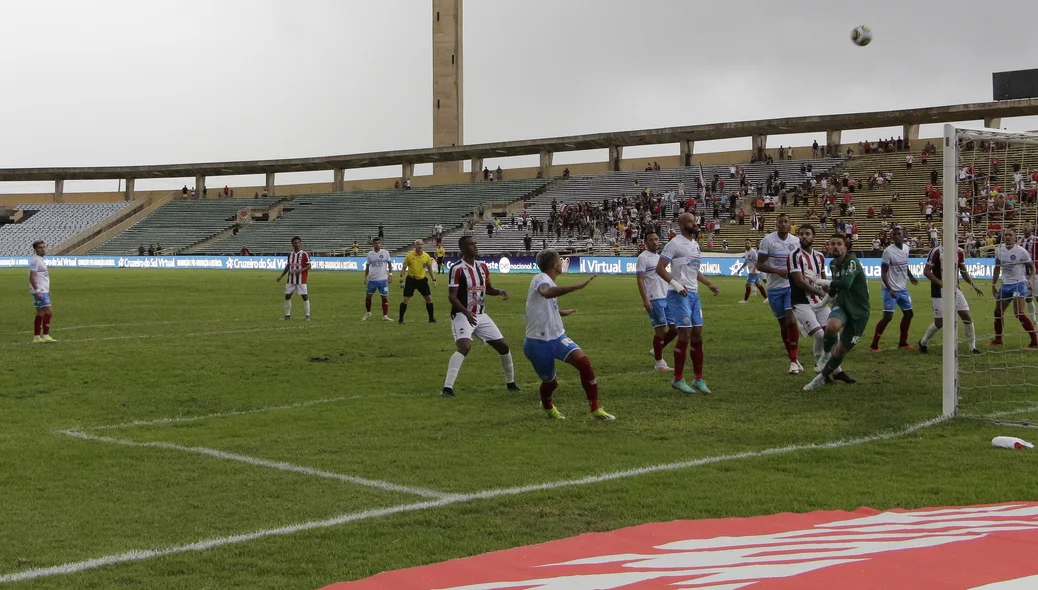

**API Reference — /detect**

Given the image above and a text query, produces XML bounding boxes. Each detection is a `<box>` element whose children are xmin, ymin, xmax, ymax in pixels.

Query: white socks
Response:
<box><xmin>444</xmin><ymin>352</ymin><xmax>466</xmax><ymax>389</ymax></box>
<box><xmin>500</xmin><ymin>352</ymin><xmax>515</xmax><ymax>383</ymax></box>
<box><xmin>921</xmin><ymin>323</ymin><xmax>939</xmax><ymax>346</ymax></box>
<box><xmin>964</xmin><ymin>321</ymin><xmax>976</xmax><ymax>350</ymax></box>
<box><xmin>812</xmin><ymin>331</ymin><xmax>825</xmax><ymax>360</ymax></box>
<box><xmin>304</xmin><ymin>300</ymin><xmax>311</xmax><ymax>317</ymax></box>
<box><xmin>284</xmin><ymin>300</ymin><xmax>292</xmax><ymax>317</ymax></box>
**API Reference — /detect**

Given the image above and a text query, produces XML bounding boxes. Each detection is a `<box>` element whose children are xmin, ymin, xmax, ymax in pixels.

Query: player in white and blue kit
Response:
<box><xmin>757</xmin><ymin>213</ymin><xmax>803</xmax><ymax>373</ymax></box>
<box><xmin>637</xmin><ymin>232</ymin><xmax>676</xmax><ymax>371</ymax></box>
<box><xmin>655</xmin><ymin>212</ymin><xmax>720</xmax><ymax>394</ymax></box>
<box><xmin>29</xmin><ymin>240</ymin><xmax>56</xmax><ymax>343</ymax></box>
<box><xmin>870</xmin><ymin>226</ymin><xmax>919</xmax><ymax>352</ymax></box>
<box><xmin>362</xmin><ymin>238</ymin><xmax>393</xmax><ymax>321</ymax></box>
<box><xmin>1023</xmin><ymin>223</ymin><xmax>1037</xmax><ymax>325</ymax></box>
<box><xmin>990</xmin><ymin>228</ymin><xmax>1037</xmax><ymax>348</ymax></box>
<box><xmin>735</xmin><ymin>239</ymin><xmax>768</xmax><ymax>303</ymax></box>
<box><xmin>523</xmin><ymin>249</ymin><xmax>615</xmax><ymax>420</ymax></box>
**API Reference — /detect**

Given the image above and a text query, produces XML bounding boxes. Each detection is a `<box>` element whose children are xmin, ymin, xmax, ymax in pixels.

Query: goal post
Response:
<box><xmin>942</xmin><ymin>124</ymin><xmax>1038</xmax><ymax>420</ymax></box>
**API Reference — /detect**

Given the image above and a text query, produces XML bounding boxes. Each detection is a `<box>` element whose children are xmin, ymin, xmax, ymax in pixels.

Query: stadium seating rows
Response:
<box><xmin>0</xmin><ymin>202</ymin><xmax>133</xmax><ymax>256</ymax></box>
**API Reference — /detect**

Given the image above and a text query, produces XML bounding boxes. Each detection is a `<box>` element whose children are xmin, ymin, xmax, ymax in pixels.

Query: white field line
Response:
<box><xmin>55</xmin><ymin>430</ymin><xmax>452</xmax><ymax>501</ymax></box>
<box><xmin>4</xmin><ymin>313</ymin><xmax>364</xmax><ymax>336</ymax></box>
<box><xmin>3</xmin><ymin>414</ymin><xmax>949</xmax><ymax>584</ymax></box>
<box><xmin>1</xmin><ymin>324</ymin><xmax>328</xmax><ymax>348</ymax></box>
<box><xmin>83</xmin><ymin>371</ymin><xmax>656</xmax><ymax>432</ymax></box>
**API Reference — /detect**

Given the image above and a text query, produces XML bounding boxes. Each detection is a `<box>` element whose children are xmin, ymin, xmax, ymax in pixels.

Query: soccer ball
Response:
<box><xmin>851</xmin><ymin>25</ymin><xmax>872</xmax><ymax>46</ymax></box>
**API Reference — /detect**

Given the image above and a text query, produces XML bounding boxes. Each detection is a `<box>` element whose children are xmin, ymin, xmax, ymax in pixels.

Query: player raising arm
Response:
<box><xmin>989</xmin><ymin>228</ymin><xmax>1037</xmax><ymax>348</ymax></box>
<box><xmin>441</xmin><ymin>235</ymin><xmax>519</xmax><ymax>397</ymax></box>
<box><xmin>523</xmin><ymin>249</ymin><xmax>613</xmax><ymax>420</ymax></box>
<box><xmin>655</xmin><ymin>212</ymin><xmax>720</xmax><ymax>394</ymax></box>
<box><xmin>918</xmin><ymin>243</ymin><xmax>984</xmax><ymax>354</ymax></box>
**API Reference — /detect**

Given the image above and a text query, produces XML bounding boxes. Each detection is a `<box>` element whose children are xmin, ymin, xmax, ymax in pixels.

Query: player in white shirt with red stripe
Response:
<box><xmin>787</xmin><ymin>225</ymin><xmax>837</xmax><ymax>375</ymax></box>
<box><xmin>919</xmin><ymin>243</ymin><xmax>984</xmax><ymax>354</ymax></box>
<box><xmin>870</xmin><ymin>227</ymin><xmax>920</xmax><ymax>352</ymax></box>
<box><xmin>276</xmin><ymin>236</ymin><xmax>311</xmax><ymax>320</ymax></box>
<box><xmin>442</xmin><ymin>235</ymin><xmax>519</xmax><ymax>397</ymax></box>
<box><xmin>990</xmin><ymin>228</ymin><xmax>1037</xmax><ymax>348</ymax></box>
<box><xmin>1023</xmin><ymin>223</ymin><xmax>1037</xmax><ymax>325</ymax></box>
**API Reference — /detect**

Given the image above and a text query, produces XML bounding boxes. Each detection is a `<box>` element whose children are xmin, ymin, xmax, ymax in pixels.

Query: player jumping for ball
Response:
<box><xmin>523</xmin><ymin>249</ymin><xmax>614</xmax><ymax>420</ymax></box>
<box><xmin>990</xmin><ymin>228</ymin><xmax>1038</xmax><ymax>348</ymax></box>
<box><xmin>276</xmin><ymin>236</ymin><xmax>311</xmax><ymax>320</ymax></box>
<box><xmin>804</xmin><ymin>234</ymin><xmax>869</xmax><ymax>390</ymax></box>
<box><xmin>442</xmin><ymin>235</ymin><xmax>519</xmax><ymax>397</ymax></box>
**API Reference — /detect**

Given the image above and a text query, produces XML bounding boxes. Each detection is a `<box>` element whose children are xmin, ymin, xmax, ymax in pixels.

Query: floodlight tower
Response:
<box><xmin>432</xmin><ymin>0</ymin><xmax>464</xmax><ymax>175</ymax></box>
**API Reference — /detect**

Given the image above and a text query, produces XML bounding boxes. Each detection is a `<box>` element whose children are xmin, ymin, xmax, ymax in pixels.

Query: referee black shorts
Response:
<box><xmin>403</xmin><ymin>276</ymin><xmax>431</xmax><ymax>297</ymax></box>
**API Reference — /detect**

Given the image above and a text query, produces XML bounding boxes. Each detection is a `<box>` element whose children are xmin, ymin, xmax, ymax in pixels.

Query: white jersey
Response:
<box><xmin>635</xmin><ymin>250</ymin><xmax>667</xmax><ymax>301</ymax></box>
<box><xmin>659</xmin><ymin>234</ymin><xmax>702</xmax><ymax>293</ymax></box>
<box><xmin>758</xmin><ymin>231</ymin><xmax>800</xmax><ymax>290</ymax></box>
<box><xmin>365</xmin><ymin>249</ymin><xmax>392</xmax><ymax>281</ymax></box>
<box><xmin>881</xmin><ymin>244</ymin><xmax>912</xmax><ymax>291</ymax></box>
<box><xmin>996</xmin><ymin>244</ymin><xmax>1033</xmax><ymax>284</ymax></box>
<box><xmin>29</xmin><ymin>254</ymin><xmax>50</xmax><ymax>294</ymax></box>
<box><xmin>525</xmin><ymin>273</ymin><xmax>566</xmax><ymax>341</ymax></box>
<box><xmin>743</xmin><ymin>248</ymin><xmax>759</xmax><ymax>275</ymax></box>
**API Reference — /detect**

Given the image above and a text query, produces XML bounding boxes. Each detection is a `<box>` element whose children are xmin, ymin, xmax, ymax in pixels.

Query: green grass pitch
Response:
<box><xmin>1</xmin><ymin>268</ymin><xmax>1036</xmax><ymax>589</ymax></box>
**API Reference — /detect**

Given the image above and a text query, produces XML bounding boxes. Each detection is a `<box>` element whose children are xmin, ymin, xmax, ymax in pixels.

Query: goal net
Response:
<box><xmin>943</xmin><ymin>124</ymin><xmax>1038</xmax><ymax>424</ymax></box>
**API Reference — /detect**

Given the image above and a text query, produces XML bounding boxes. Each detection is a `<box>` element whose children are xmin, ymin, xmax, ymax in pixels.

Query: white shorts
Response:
<box><xmin>285</xmin><ymin>283</ymin><xmax>309</xmax><ymax>296</ymax></box>
<box><xmin>794</xmin><ymin>303</ymin><xmax>831</xmax><ymax>336</ymax></box>
<box><xmin>931</xmin><ymin>290</ymin><xmax>969</xmax><ymax>319</ymax></box>
<box><xmin>451</xmin><ymin>313</ymin><xmax>504</xmax><ymax>343</ymax></box>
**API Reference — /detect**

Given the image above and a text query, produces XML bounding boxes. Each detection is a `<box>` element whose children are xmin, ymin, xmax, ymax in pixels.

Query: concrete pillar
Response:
<box><xmin>608</xmin><ymin>145</ymin><xmax>623</xmax><ymax>172</ymax></box>
<box><xmin>751</xmin><ymin>135</ymin><xmax>767</xmax><ymax>160</ymax></box>
<box><xmin>402</xmin><ymin>161</ymin><xmax>414</xmax><ymax>182</ymax></box>
<box><xmin>195</xmin><ymin>175</ymin><xmax>205</xmax><ymax>198</ymax></box>
<box><xmin>333</xmin><ymin>168</ymin><xmax>345</xmax><ymax>192</ymax></box>
<box><xmin>902</xmin><ymin>124</ymin><xmax>920</xmax><ymax>142</ymax></box>
<box><xmin>54</xmin><ymin>179</ymin><xmax>64</xmax><ymax>203</ymax></box>
<box><xmin>471</xmin><ymin>157</ymin><xmax>483</xmax><ymax>182</ymax></box>
<box><xmin>984</xmin><ymin>117</ymin><xmax>1002</xmax><ymax>129</ymax></box>
<box><xmin>539</xmin><ymin>151</ymin><xmax>553</xmax><ymax>178</ymax></box>
<box><xmin>826</xmin><ymin>130</ymin><xmax>842</xmax><ymax>155</ymax></box>
<box><xmin>679</xmin><ymin>139</ymin><xmax>694</xmax><ymax>166</ymax></box>
<box><xmin>432</xmin><ymin>0</ymin><xmax>464</xmax><ymax>175</ymax></box>
<box><xmin>124</xmin><ymin>178</ymin><xmax>135</xmax><ymax>201</ymax></box>
<box><xmin>265</xmin><ymin>172</ymin><xmax>276</xmax><ymax>197</ymax></box>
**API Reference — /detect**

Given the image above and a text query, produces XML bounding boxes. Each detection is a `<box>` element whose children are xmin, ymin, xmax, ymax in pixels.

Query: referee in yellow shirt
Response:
<box><xmin>399</xmin><ymin>239</ymin><xmax>437</xmax><ymax>324</ymax></box>
<box><xmin>435</xmin><ymin>244</ymin><xmax>446</xmax><ymax>275</ymax></box>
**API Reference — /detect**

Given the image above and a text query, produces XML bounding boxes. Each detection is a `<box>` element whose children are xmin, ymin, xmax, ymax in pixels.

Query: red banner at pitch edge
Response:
<box><xmin>321</xmin><ymin>502</ymin><xmax>1038</xmax><ymax>590</ymax></box>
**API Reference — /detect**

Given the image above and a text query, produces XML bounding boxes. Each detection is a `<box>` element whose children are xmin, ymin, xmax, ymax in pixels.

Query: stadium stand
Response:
<box><xmin>442</xmin><ymin>158</ymin><xmax>846</xmax><ymax>255</ymax></box>
<box><xmin>0</xmin><ymin>202</ymin><xmax>134</xmax><ymax>256</ymax></box>
<box><xmin>91</xmin><ymin>198</ymin><xmax>280</xmax><ymax>255</ymax></box>
<box><xmin>192</xmin><ymin>179</ymin><xmax>548</xmax><ymax>255</ymax></box>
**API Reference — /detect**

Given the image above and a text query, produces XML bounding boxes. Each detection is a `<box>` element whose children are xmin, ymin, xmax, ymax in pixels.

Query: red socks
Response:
<box><xmin>652</xmin><ymin>335</ymin><xmax>665</xmax><ymax>361</ymax></box>
<box><xmin>783</xmin><ymin>322</ymin><xmax>799</xmax><ymax>362</ymax></box>
<box><xmin>673</xmin><ymin>341</ymin><xmax>688</xmax><ymax>381</ymax></box>
<box><xmin>1020</xmin><ymin>315</ymin><xmax>1038</xmax><ymax>345</ymax></box>
<box><xmin>898</xmin><ymin>316</ymin><xmax>912</xmax><ymax>346</ymax></box>
<box><xmin>34</xmin><ymin>316</ymin><xmax>43</xmax><ymax>337</ymax></box>
<box><xmin>689</xmin><ymin>340</ymin><xmax>704</xmax><ymax>380</ymax></box>
<box><xmin>381</xmin><ymin>297</ymin><xmax>389</xmax><ymax>316</ymax></box>
<box><xmin>539</xmin><ymin>380</ymin><xmax>558</xmax><ymax>409</ymax></box>
<box><xmin>572</xmin><ymin>355</ymin><xmax>599</xmax><ymax>411</ymax></box>
<box><xmin>871</xmin><ymin>319</ymin><xmax>889</xmax><ymax>348</ymax></box>
<box><xmin>743</xmin><ymin>284</ymin><xmax>752</xmax><ymax>301</ymax></box>
<box><xmin>42</xmin><ymin>313</ymin><xmax>51</xmax><ymax>336</ymax></box>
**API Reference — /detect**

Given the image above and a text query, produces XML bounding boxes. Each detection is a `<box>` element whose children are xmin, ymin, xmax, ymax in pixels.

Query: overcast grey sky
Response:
<box><xmin>2</xmin><ymin>0</ymin><xmax>1038</xmax><ymax>193</ymax></box>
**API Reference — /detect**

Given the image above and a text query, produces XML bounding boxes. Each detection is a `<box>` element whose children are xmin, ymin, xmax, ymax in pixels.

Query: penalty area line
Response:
<box><xmin>55</xmin><ymin>430</ymin><xmax>452</xmax><ymax>501</ymax></box>
<box><xmin>6</xmin><ymin>414</ymin><xmax>950</xmax><ymax>585</ymax></box>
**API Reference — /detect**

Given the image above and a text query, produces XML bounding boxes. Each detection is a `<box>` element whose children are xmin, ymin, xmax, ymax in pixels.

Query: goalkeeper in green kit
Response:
<box><xmin>804</xmin><ymin>234</ymin><xmax>870</xmax><ymax>390</ymax></box>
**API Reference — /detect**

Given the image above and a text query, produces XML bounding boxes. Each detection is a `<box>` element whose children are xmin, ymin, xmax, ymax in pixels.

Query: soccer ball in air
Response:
<box><xmin>850</xmin><ymin>25</ymin><xmax>872</xmax><ymax>46</ymax></box>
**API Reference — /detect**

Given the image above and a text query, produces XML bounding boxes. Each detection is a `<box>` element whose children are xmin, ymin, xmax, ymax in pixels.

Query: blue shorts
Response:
<box><xmin>366</xmin><ymin>279</ymin><xmax>389</xmax><ymax>296</ymax></box>
<box><xmin>665</xmin><ymin>290</ymin><xmax>703</xmax><ymax>328</ymax></box>
<box><xmin>32</xmin><ymin>292</ymin><xmax>51</xmax><ymax>309</ymax></box>
<box><xmin>648</xmin><ymin>298</ymin><xmax>670</xmax><ymax>328</ymax></box>
<box><xmin>881</xmin><ymin>285</ymin><xmax>913</xmax><ymax>312</ymax></box>
<box><xmin>767</xmin><ymin>287</ymin><xmax>792</xmax><ymax>318</ymax></box>
<box><xmin>746</xmin><ymin>273</ymin><xmax>761</xmax><ymax>285</ymax></box>
<box><xmin>523</xmin><ymin>334</ymin><xmax>581</xmax><ymax>382</ymax></box>
<box><xmin>999</xmin><ymin>281</ymin><xmax>1029</xmax><ymax>301</ymax></box>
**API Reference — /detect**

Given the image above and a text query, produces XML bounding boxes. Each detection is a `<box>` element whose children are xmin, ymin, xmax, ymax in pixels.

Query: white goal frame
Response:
<box><xmin>942</xmin><ymin>124</ymin><xmax>1038</xmax><ymax>417</ymax></box>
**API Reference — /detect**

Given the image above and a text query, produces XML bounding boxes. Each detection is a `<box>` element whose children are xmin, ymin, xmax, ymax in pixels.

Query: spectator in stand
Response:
<box><xmin>495</xmin><ymin>166</ymin><xmax>503</xmax><ymax>181</ymax></box>
<box><xmin>921</xmin><ymin>151</ymin><xmax>928</xmax><ymax>165</ymax></box>
<box><xmin>729</xmin><ymin>164</ymin><xmax>737</xmax><ymax>178</ymax></box>
<box><xmin>181</xmin><ymin>185</ymin><xmax>188</xmax><ymax>196</ymax></box>
<box><xmin>523</xmin><ymin>234</ymin><xmax>532</xmax><ymax>252</ymax></box>
<box><xmin>867</xmin><ymin>206</ymin><xmax>875</xmax><ymax>218</ymax></box>
<box><xmin>738</xmin><ymin>209</ymin><xmax>745</xmax><ymax>224</ymax></box>
<box><xmin>562</xmin><ymin>167</ymin><xmax>570</xmax><ymax>179</ymax></box>
<box><xmin>483</xmin><ymin>167</ymin><xmax>490</xmax><ymax>181</ymax></box>
<box><xmin>353</xmin><ymin>241</ymin><xmax>360</xmax><ymax>255</ymax></box>
<box><xmin>138</xmin><ymin>244</ymin><xmax>145</xmax><ymax>256</ymax></box>
<box><xmin>848</xmin><ymin>204</ymin><xmax>856</xmax><ymax>217</ymax></box>
<box><xmin>925</xmin><ymin>203</ymin><xmax>934</xmax><ymax>222</ymax></box>
<box><xmin>148</xmin><ymin>244</ymin><xmax>156</xmax><ymax>256</ymax></box>
<box><xmin>812</xmin><ymin>140</ymin><xmax>819</xmax><ymax>158</ymax></box>
<box><xmin>240</xmin><ymin>246</ymin><xmax>251</xmax><ymax>256</ymax></box>
<box><xmin>223</xmin><ymin>185</ymin><xmax>229</xmax><ymax>197</ymax></box>
<box><xmin>930</xmin><ymin>169</ymin><xmax>938</xmax><ymax>185</ymax></box>
<box><xmin>872</xmin><ymin>237</ymin><xmax>881</xmax><ymax>252</ymax></box>
<box><xmin>991</xmin><ymin>157</ymin><xmax>999</xmax><ymax>176</ymax></box>
<box><xmin>906</xmin><ymin>154</ymin><xmax>913</xmax><ymax>169</ymax></box>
